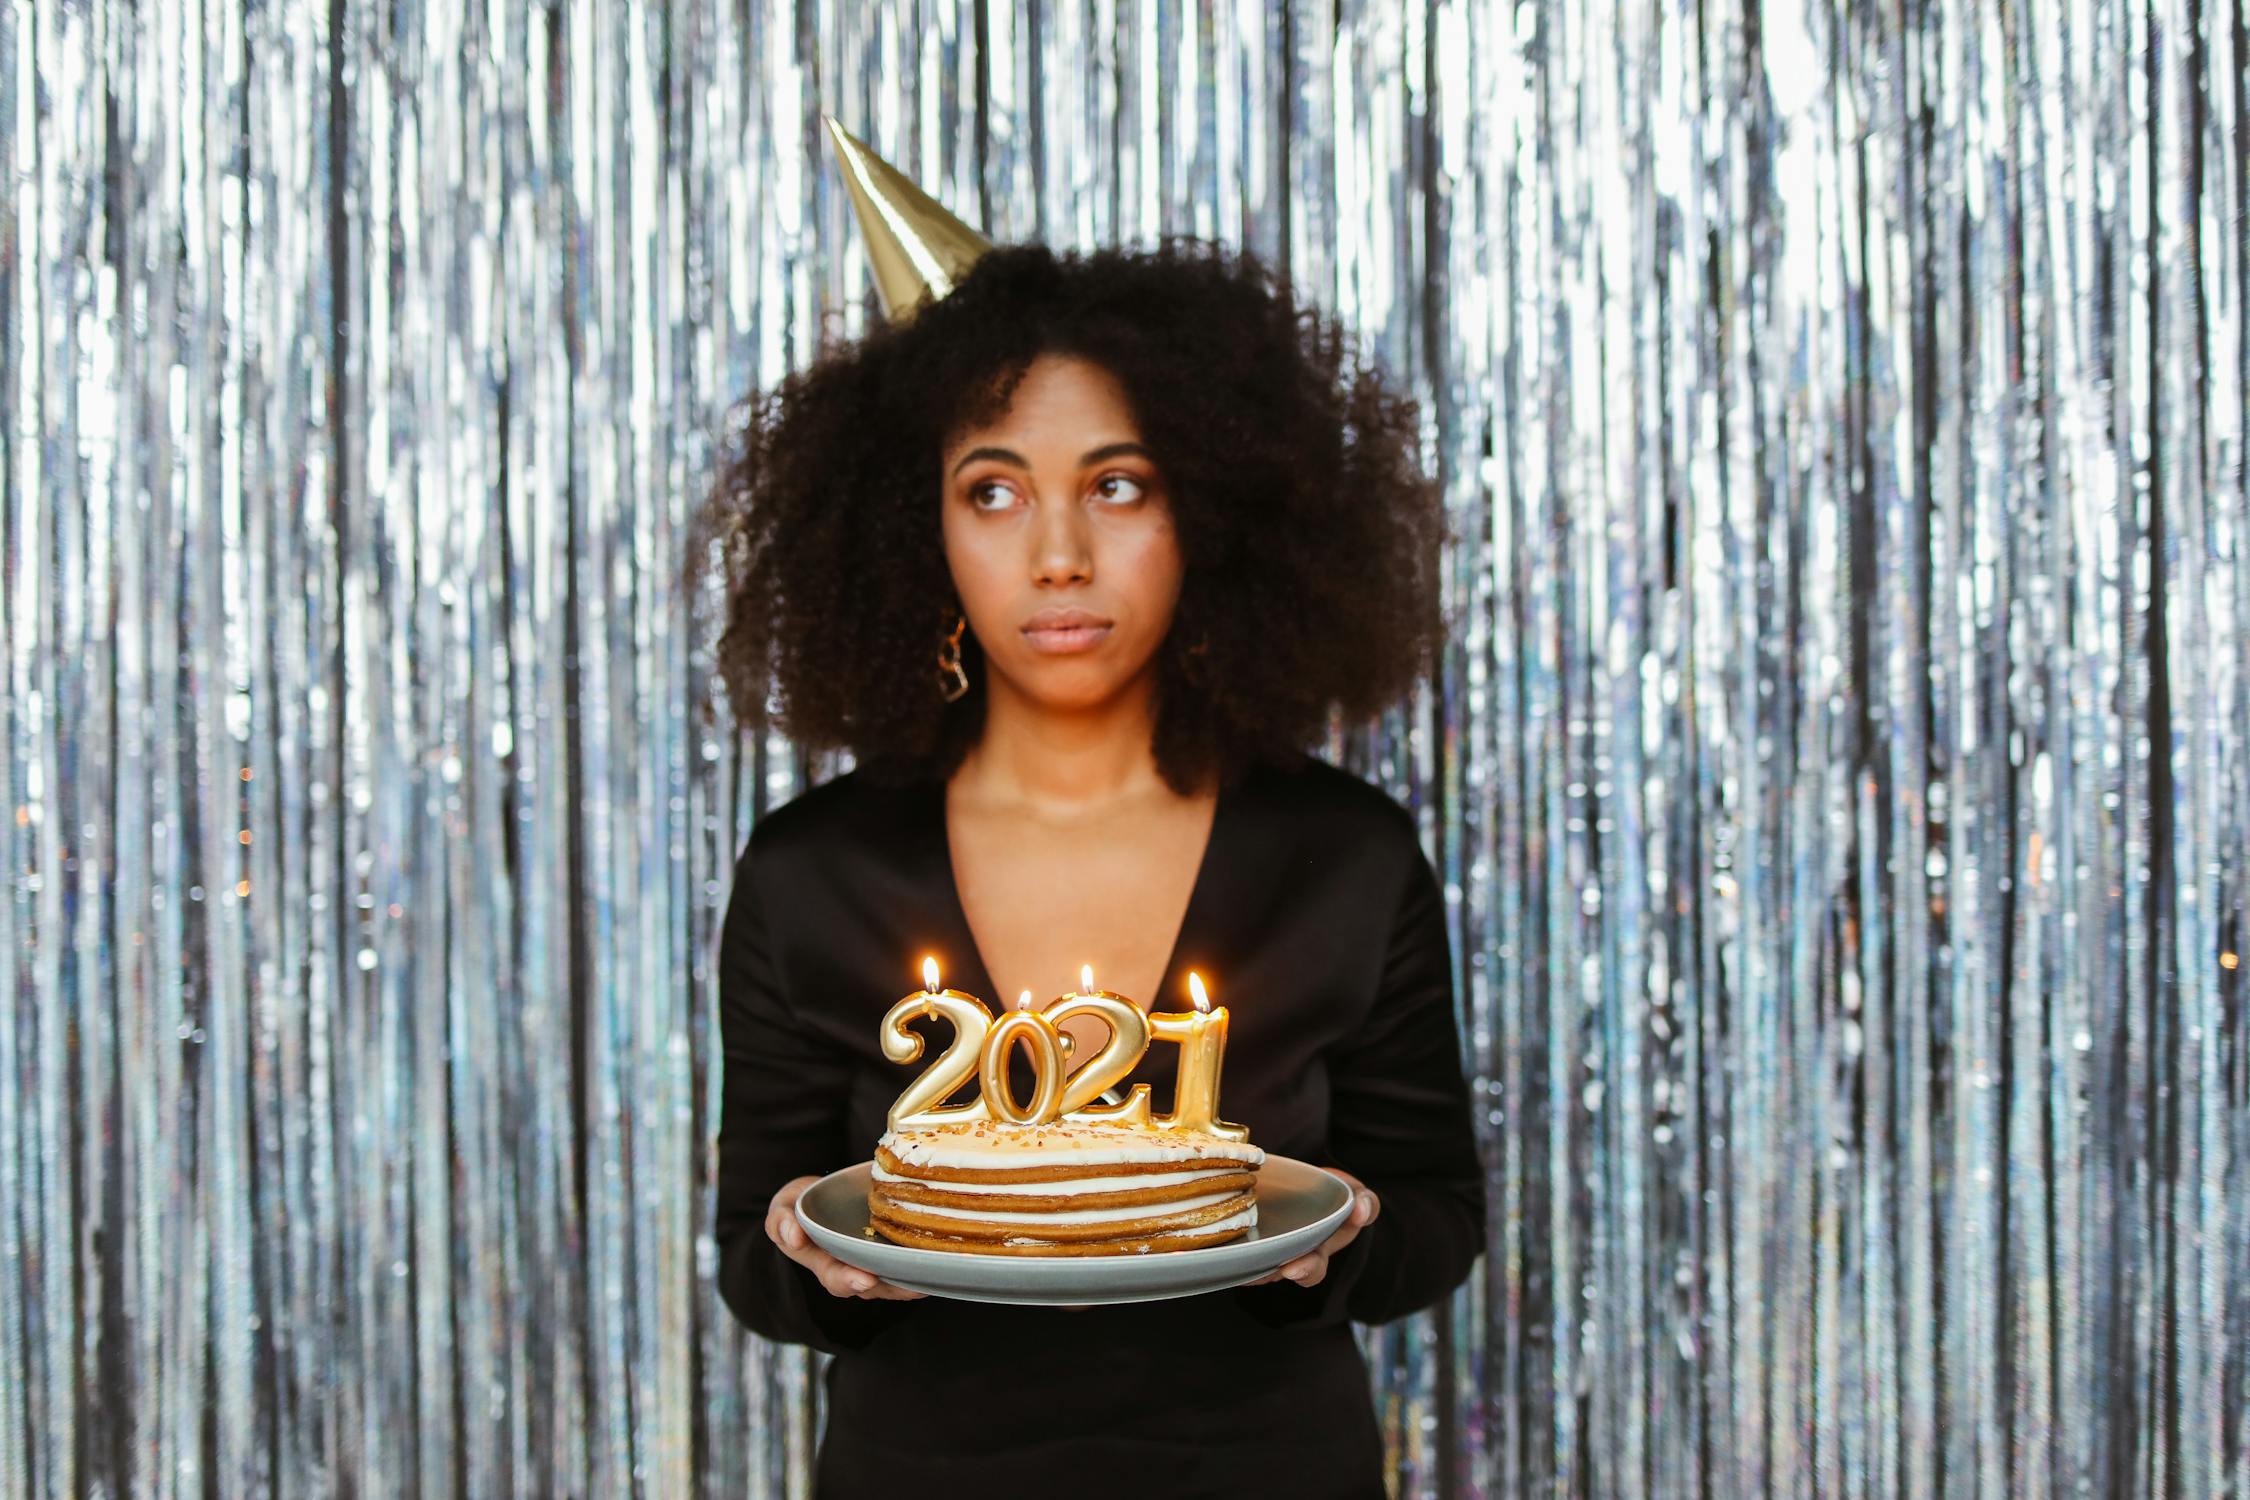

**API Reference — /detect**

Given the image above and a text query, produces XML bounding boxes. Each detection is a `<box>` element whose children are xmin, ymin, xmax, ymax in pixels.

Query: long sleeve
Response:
<box><xmin>712</xmin><ymin>835</ymin><xmax>915</xmax><ymax>1354</ymax></box>
<box><xmin>1233</xmin><ymin>833</ymin><xmax>1487</xmax><ymax>1330</ymax></box>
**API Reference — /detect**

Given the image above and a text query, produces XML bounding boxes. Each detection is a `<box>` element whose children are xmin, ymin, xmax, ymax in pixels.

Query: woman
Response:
<box><xmin>694</xmin><ymin>240</ymin><xmax>1484</xmax><ymax>1499</ymax></box>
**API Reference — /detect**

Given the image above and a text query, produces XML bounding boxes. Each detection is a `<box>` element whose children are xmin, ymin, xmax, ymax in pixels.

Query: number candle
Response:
<box><xmin>879</xmin><ymin>956</ymin><xmax>994</xmax><ymax>1129</ymax></box>
<box><xmin>980</xmin><ymin>989</ymin><xmax>1066</xmax><ymax>1124</ymax></box>
<box><xmin>1147</xmin><ymin>971</ymin><xmax>1247</xmax><ymax>1141</ymax></box>
<box><xmin>1053</xmin><ymin>963</ymin><xmax>1155</xmax><ymax>1126</ymax></box>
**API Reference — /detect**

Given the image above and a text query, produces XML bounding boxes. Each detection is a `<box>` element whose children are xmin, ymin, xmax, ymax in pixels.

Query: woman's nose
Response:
<box><xmin>1030</xmin><ymin>497</ymin><xmax>1092</xmax><ymax>585</ymax></box>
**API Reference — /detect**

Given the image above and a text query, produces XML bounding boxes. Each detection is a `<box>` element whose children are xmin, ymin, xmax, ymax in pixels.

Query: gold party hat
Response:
<box><xmin>822</xmin><ymin>113</ymin><xmax>993</xmax><ymax>323</ymax></box>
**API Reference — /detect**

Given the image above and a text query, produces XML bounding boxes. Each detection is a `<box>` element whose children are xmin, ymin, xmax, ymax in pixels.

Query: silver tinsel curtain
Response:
<box><xmin>4</xmin><ymin>0</ymin><xmax>2245</xmax><ymax>1496</ymax></box>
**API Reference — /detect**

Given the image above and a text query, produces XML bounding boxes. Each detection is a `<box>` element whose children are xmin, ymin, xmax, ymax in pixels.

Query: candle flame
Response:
<box><xmin>1188</xmin><ymin>971</ymin><xmax>1210</xmax><ymax>1013</ymax></box>
<box><xmin>1017</xmin><ymin>989</ymin><xmax>1034</xmax><ymax>1011</ymax></box>
<box><xmin>922</xmin><ymin>956</ymin><xmax>940</xmax><ymax>993</ymax></box>
<box><xmin>1080</xmin><ymin>963</ymin><xmax>1095</xmax><ymax>993</ymax></box>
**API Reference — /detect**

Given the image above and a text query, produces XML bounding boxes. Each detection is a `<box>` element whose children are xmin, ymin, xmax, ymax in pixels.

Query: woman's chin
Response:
<box><xmin>988</xmin><ymin>658</ymin><xmax>1152</xmax><ymax>714</ymax></box>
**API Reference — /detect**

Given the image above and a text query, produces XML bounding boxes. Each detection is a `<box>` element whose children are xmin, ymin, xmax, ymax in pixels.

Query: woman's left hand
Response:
<box><xmin>1241</xmin><ymin>1168</ymin><xmax>1377</xmax><ymax>1288</ymax></box>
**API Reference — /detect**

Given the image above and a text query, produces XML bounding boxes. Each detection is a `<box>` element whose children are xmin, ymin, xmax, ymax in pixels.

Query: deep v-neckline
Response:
<box><xmin>926</xmin><ymin>772</ymin><xmax>1237</xmax><ymax>1023</ymax></box>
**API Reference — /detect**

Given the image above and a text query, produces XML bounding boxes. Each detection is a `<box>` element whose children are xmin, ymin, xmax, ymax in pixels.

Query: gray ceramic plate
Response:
<box><xmin>794</xmin><ymin>1153</ymin><xmax>1355</xmax><ymax>1306</ymax></box>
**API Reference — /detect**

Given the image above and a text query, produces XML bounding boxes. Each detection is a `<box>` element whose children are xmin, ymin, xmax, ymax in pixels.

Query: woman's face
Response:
<box><xmin>939</xmin><ymin>353</ymin><xmax>1183</xmax><ymax>712</ymax></box>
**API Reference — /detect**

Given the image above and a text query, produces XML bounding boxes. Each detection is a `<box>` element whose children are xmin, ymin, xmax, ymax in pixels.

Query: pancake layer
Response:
<box><xmin>868</xmin><ymin>1119</ymin><xmax>1264</xmax><ymax>1257</ymax></box>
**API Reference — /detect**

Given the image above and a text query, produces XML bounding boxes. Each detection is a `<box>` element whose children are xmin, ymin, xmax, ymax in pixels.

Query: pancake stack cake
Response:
<box><xmin>869</xmin><ymin>1118</ymin><xmax>1264</xmax><ymax>1256</ymax></box>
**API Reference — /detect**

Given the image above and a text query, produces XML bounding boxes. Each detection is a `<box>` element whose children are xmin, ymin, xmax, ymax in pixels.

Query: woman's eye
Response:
<box><xmin>965</xmin><ymin>474</ymin><xmax>1149</xmax><ymax>509</ymax></box>
<box><xmin>1092</xmin><ymin>473</ymin><xmax>1149</xmax><ymax>505</ymax></box>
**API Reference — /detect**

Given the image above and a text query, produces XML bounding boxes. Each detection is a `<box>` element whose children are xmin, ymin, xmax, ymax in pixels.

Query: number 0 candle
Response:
<box><xmin>980</xmin><ymin>989</ymin><xmax>1067</xmax><ymax>1124</ymax></box>
<box><xmin>1148</xmin><ymin>971</ymin><xmax>1247</xmax><ymax>1142</ymax></box>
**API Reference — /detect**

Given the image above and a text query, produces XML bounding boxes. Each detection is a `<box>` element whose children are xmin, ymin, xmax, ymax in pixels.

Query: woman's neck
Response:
<box><xmin>954</xmin><ymin>669</ymin><xmax>1174</xmax><ymax>815</ymax></box>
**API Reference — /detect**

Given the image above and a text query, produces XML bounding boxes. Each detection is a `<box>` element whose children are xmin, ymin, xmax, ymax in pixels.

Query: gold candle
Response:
<box><xmin>1148</xmin><ymin>971</ymin><xmax>1248</xmax><ymax>1142</ymax></box>
<box><xmin>879</xmin><ymin>956</ymin><xmax>994</xmax><ymax>1130</ymax></box>
<box><xmin>1054</xmin><ymin>963</ymin><xmax>1155</xmax><ymax>1126</ymax></box>
<box><xmin>979</xmin><ymin>989</ymin><xmax>1067</xmax><ymax>1124</ymax></box>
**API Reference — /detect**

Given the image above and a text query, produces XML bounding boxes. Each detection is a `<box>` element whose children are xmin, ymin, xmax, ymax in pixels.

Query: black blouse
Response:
<box><xmin>713</xmin><ymin>753</ymin><xmax>1486</xmax><ymax>1500</ymax></box>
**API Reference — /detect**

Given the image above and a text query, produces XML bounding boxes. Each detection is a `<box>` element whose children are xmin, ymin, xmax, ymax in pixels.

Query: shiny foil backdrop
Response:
<box><xmin>4</xmin><ymin>0</ymin><xmax>2246</xmax><ymax>1495</ymax></box>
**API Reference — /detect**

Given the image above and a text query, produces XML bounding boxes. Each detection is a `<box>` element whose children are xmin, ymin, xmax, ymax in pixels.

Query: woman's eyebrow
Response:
<box><xmin>949</xmin><ymin>441</ymin><xmax>1155</xmax><ymax>477</ymax></box>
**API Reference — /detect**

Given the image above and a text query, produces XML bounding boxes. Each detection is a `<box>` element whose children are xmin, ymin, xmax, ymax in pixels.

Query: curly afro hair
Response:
<box><xmin>686</xmin><ymin>236</ymin><xmax>1448</xmax><ymax>795</ymax></box>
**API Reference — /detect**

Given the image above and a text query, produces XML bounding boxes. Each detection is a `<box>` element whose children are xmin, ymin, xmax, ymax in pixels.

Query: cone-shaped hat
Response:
<box><xmin>822</xmin><ymin>114</ymin><xmax>993</xmax><ymax>323</ymax></box>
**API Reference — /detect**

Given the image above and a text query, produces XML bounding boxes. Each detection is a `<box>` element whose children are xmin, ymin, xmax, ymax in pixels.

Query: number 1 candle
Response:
<box><xmin>1148</xmin><ymin>971</ymin><xmax>1247</xmax><ymax>1142</ymax></box>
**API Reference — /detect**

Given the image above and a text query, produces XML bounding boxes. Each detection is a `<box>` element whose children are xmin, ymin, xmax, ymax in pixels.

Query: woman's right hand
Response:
<box><xmin>766</xmin><ymin>1176</ymin><xmax>928</xmax><ymax>1301</ymax></box>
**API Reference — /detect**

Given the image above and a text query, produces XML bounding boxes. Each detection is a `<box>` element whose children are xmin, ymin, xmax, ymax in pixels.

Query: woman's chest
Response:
<box><xmin>944</xmin><ymin>792</ymin><xmax>1215</xmax><ymax>1012</ymax></box>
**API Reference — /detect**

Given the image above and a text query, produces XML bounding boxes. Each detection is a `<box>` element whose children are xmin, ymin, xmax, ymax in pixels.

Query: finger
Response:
<box><xmin>1317</xmin><ymin>1190</ymin><xmax>1379</xmax><ymax>1253</ymax></box>
<box><xmin>1318</xmin><ymin>1216</ymin><xmax>1368</xmax><ymax>1258</ymax></box>
<box><xmin>861</xmin><ymin>1282</ymin><xmax>926</xmax><ymax>1301</ymax></box>
<box><xmin>847</xmin><ymin>1274</ymin><xmax>926</xmax><ymax>1299</ymax></box>
<box><xmin>1319</xmin><ymin>1219</ymin><xmax>1365</xmax><ymax>1257</ymax></box>
<box><xmin>816</xmin><ymin>1258</ymin><xmax>879</xmax><ymax>1297</ymax></box>
<box><xmin>820</xmin><ymin>1257</ymin><xmax>915</xmax><ymax>1299</ymax></box>
<box><xmin>1247</xmin><ymin>1259</ymin><xmax>1303</xmax><ymax>1286</ymax></box>
<box><xmin>1283</xmin><ymin>1254</ymin><xmax>1328</xmax><ymax>1287</ymax></box>
<box><xmin>774</xmin><ymin>1213</ymin><xmax>819</xmax><ymax>1258</ymax></box>
<box><xmin>1323</xmin><ymin>1170</ymin><xmax>1367</xmax><ymax>1206</ymax></box>
<box><xmin>791</xmin><ymin>1243</ymin><xmax>855</xmax><ymax>1288</ymax></box>
<box><xmin>765</xmin><ymin>1180</ymin><xmax>817</xmax><ymax>1248</ymax></box>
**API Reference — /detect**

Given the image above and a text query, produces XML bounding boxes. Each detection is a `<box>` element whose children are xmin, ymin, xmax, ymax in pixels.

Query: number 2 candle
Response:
<box><xmin>879</xmin><ymin>956</ymin><xmax>994</xmax><ymax>1129</ymax></box>
<box><xmin>1054</xmin><ymin>964</ymin><xmax>1155</xmax><ymax>1126</ymax></box>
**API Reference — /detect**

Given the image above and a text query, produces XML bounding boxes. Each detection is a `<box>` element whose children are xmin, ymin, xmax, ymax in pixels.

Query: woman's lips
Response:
<box><xmin>1020</xmin><ymin>621</ymin><xmax>1113</xmax><ymax>654</ymax></box>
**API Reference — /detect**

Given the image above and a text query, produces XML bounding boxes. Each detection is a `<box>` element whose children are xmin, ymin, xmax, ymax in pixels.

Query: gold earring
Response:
<box><xmin>937</xmin><ymin>615</ymin><xmax>971</xmax><ymax>701</ymax></box>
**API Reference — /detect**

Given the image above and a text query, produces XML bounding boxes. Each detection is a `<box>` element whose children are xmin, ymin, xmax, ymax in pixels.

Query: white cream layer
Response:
<box><xmin>869</xmin><ymin>1162</ymin><xmax>1229</xmax><ymax>1195</ymax></box>
<box><xmin>879</xmin><ymin>1120</ymin><xmax>1264</xmax><ymax>1171</ymax></box>
<box><xmin>883</xmin><ymin>1188</ymin><xmax>1244</xmax><ymax>1226</ymax></box>
<box><xmin>997</xmin><ymin>1204</ymin><xmax>1259</xmax><ymax>1247</ymax></box>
